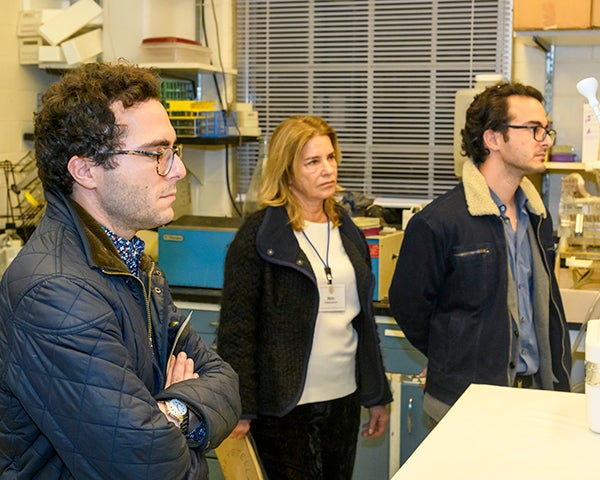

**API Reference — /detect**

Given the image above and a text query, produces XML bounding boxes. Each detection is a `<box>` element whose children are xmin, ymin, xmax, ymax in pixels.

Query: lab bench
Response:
<box><xmin>173</xmin><ymin>291</ymin><xmax>429</xmax><ymax>479</ymax></box>
<box><xmin>392</xmin><ymin>384</ymin><xmax>598</xmax><ymax>479</ymax></box>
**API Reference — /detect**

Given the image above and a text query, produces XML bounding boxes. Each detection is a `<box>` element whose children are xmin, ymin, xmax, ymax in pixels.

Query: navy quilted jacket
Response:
<box><xmin>0</xmin><ymin>189</ymin><xmax>240</xmax><ymax>479</ymax></box>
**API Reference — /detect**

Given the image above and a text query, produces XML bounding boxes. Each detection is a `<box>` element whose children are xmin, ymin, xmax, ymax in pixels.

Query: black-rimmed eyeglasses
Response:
<box><xmin>108</xmin><ymin>144</ymin><xmax>183</xmax><ymax>176</ymax></box>
<box><xmin>506</xmin><ymin>125</ymin><xmax>556</xmax><ymax>142</ymax></box>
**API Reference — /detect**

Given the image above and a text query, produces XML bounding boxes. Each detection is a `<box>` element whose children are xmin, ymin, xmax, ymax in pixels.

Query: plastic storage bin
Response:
<box><xmin>159</xmin><ymin>78</ymin><xmax>195</xmax><ymax>103</ymax></box>
<box><xmin>140</xmin><ymin>37</ymin><xmax>212</xmax><ymax>63</ymax></box>
<box><xmin>165</xmin><ymin>101</ymin><xmax>231</xmax><ymax>138</ymax></box>
<box><xmin>170</xmin><ymin>111</ymin><xmax>229</xmax><ymax>138</ymax></box>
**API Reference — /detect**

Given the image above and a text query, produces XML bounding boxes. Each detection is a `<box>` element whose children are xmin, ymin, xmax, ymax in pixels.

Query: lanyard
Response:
<box><xmin>301</xmin><ymin>218</ymin><xmax>332</xmax><ymax>284</ymax></box>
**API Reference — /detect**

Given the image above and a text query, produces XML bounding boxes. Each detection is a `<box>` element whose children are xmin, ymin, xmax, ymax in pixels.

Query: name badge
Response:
<box><xmin>319</xmin><ymin>284</ymin><xmax>345</xmax><ymax>311</ymax></box>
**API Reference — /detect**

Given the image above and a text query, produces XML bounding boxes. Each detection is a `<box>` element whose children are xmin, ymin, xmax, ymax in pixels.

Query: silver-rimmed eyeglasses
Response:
<box><xmin>506</xmin><ymin>125</ymin><xmax>556</xmax><ymax>142</ymax></box>
<box><xmin>109</xmin><ymin>144</ymin><xmax>183</xmax><ymax>176</ymax></box>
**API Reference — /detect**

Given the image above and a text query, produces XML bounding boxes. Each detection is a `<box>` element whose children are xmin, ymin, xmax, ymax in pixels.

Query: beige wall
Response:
<box><xmin>0</xmin><ymin>1</ymin><xmax>56</xmax><ymax>228</ymax></box>
<box><xmin>1</xmin><ymin>2</ymin><xmax>57</xmax><ymax>157</ymax></box>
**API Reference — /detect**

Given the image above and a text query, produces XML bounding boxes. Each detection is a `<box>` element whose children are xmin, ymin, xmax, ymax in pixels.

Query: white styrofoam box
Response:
<box><xmin>17</xmin><ymin>9</ymin><xmax>61</xmax><ymax>37</ymax></box>
<box><xmin>18</xmin><ymin>37</ymin><xmax>43</xmax><ymax>65</ymax></box>
<box><xmin>231</xmin><ymin>102</ymin><xmax>253</xmax><ymax>112</ymax></box>
<box><xmin>88</xmin><ymin>12</ymin><xmax>103</xmax><ymax>27</ymax></box>
<box><xmin>38</xmin><ymin>0</ymin><xmax>102</xmax><ymax>46</ymax></box>
<box><xmin>238</xmin><ymin>126</ymin><xmax>262</xmax><ymax>137</ymax></box>
<box><xmin>17</xmin><ymin>10</ymin><xmax>40</xmax><ymax>37</ymax></box>
<box><xmin>38</xmin><ymin>45</ymin><xmax>65</xmax><ymax>63</ymax></box>
<box><xmin>235</xmin><ymin>110</ymin><xmax>259</xmax><ymax>128</ymax></box>
<box><xmin>61</xmin><ymin>28</ymin><xmax>102</xmax><ymax>65</ymax></box>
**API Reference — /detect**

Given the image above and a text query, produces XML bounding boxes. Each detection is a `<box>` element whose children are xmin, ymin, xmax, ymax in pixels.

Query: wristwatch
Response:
<box><xmin>166</xmin><ymin>399</ymin><xmax>189</xmax><ymax>434</ymax></box>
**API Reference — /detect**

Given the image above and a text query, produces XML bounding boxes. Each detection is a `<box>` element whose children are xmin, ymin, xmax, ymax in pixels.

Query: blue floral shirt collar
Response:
<box><xmin>102</xmin><ymin>226</ymin><xmax>145</xmax><ymax>276</ymax></box>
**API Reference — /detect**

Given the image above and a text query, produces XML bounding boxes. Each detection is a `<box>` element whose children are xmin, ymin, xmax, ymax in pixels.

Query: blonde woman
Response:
<box><xmin>218</xmin><ymin>116</ymin><xmax>391</xmax><ymax>479</ymax></box>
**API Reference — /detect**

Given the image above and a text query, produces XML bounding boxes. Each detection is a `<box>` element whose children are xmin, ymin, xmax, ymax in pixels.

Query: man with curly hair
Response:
<box><xmin>0</xmin><ymin>62</ymin><xmax>240</xmax><ymax>479</ymax></box>
<box><xmin>389</xmin><ymin>82</ymin><xmax>571</xmax><ymax>426</ymax></box>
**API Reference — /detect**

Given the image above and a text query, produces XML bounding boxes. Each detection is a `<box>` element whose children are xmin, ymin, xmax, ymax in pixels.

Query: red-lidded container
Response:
<box><xmin>140</xmin><ymin>37</ymin><xmax>212</xmax><ymax>63</ymax></box>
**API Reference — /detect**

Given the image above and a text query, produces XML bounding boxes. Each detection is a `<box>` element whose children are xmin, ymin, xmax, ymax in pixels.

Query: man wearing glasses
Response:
<box><xmin>0</xmin><ymin>63</ymin><xmax>240</xmax><ymax>479</ymax></box>
<box><xmin>389</xmin><ymin>82</ymin><xmax>572</xmax><ymax>427</ymax></box>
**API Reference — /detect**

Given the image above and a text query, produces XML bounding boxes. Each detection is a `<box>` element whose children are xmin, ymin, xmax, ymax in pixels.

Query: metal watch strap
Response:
<box><xmin>166</xmin><ymin>399</ymin><xmax>189</xmax><ymax>435</ymax></box>
<box><xmin>179</xmin><ymin>410</ymin><xmax>189</xmax><ymax>435</ymax></box>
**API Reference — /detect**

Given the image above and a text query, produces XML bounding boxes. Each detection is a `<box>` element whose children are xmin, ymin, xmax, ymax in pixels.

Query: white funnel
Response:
<box><xmin>577</xmin><ymin>77</ymin><xmax>600</xmax><ymax>124</ymax></box>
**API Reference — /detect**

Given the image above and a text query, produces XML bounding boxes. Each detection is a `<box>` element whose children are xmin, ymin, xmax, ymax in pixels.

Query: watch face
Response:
<box><xmin>167</xmin><ymin>399</ymin><xmax>187</xmax><ymax>418</ymax></box>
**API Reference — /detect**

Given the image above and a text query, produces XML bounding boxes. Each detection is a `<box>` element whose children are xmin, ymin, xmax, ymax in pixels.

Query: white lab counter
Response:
<box><xmin>392</xmin><ymin>384</ymin><xmax>600</xmax><ymax>480</ymax></box>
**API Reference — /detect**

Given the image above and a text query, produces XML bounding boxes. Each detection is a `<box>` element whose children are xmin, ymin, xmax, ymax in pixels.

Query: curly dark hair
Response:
<box><xmin>460</xmin><ymin>82</ymin><xmax>545</xmax><ymax>166</ymax></box>
<box><xmin>34</xmin><ymin>62</ymin><xmax>161</xmax><ymax>194</ymax></box>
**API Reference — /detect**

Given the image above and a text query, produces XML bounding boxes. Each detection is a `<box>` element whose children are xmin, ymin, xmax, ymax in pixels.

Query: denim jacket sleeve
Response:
<box><xmin>388</xmin><ymin>214</ymin><xmax>447</xmax><ymax>356</ymax></box>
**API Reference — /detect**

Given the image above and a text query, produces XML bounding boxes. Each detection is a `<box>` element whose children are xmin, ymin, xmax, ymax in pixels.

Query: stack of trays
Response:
<box><xmin>165</xmin><ymin>100</ymin><xmax>231</xmax><ymax>138</ymax></box>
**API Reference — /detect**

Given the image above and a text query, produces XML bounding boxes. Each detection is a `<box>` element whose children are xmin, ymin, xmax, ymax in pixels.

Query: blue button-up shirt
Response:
<box><xmin>491</xmin><ymin>188</ymin><xmax>539</xmax><ymax>375</ymax></box>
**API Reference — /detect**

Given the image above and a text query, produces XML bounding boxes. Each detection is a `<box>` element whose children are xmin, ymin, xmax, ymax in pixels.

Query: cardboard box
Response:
<box><xmin>593</xmin><ymin>0</ymin><xmax>600</xmax><ymax>27</ymax></box>
<box><xmin>514</xmin><ymin>0</ymin><xmax>591</xmax><ymax>30</ymax></box>
<box><xmin>215</xmin><ymin>434</ymin><xmax>266</xmax><ymax>480</ymax></box>
<box><xmin>366</xmin><ymin>230</ymin><xmax>403</xmax><ymax>302</ymax></box>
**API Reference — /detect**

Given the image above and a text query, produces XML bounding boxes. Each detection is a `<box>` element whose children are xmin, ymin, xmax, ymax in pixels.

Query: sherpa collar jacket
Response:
<box><xmin>0</xmin><ymin>188</ymin><xmax>240</xmax><ymax>480</ymax></box>
<box><xmin>389</xmin><ymin>160</ymin><xmax>571</xmax><ymax>407</ymax></box>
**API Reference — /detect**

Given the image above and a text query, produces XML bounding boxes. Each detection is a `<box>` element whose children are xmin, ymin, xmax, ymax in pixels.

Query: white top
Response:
<box><xmin>294</xmin><ymin>220</ymin><xmax>359</xmax><ymax>405</ymax></box>
<box><xmin>392</xmin><ymin>384</ymin><xmax>600</xmax><ymax>480</ymax></box>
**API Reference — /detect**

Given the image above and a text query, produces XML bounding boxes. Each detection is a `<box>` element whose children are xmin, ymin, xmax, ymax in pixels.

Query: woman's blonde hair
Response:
<box><xmin>258</xmin><ymin>116</ymin><xmax>342</xmax><ymax>231</ymax></box>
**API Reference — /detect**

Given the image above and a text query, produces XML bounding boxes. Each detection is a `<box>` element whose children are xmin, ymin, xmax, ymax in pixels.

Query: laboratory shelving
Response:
<box><xmin>514</xmin><ymin>29</ymin><xmax>600</xmax><ymax>203</ymax></box>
